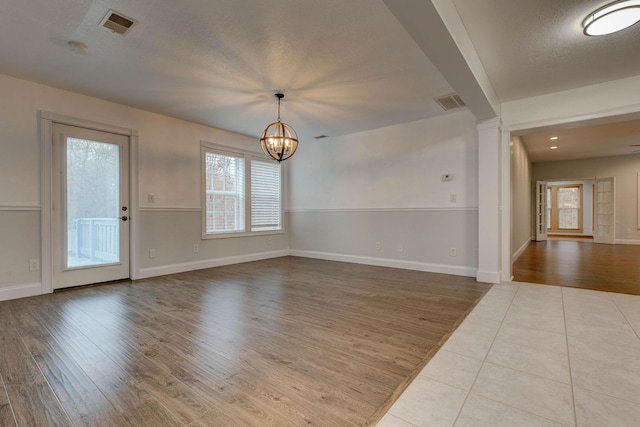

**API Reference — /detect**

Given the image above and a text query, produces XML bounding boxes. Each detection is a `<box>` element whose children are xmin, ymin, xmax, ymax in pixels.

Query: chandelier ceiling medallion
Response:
<box><xmin>259</xmin><ymin>93</ymin><xmax>299</xmax><ymax>162</ymax></box>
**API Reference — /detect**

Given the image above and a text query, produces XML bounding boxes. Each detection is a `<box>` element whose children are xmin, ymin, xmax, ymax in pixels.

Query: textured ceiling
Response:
<box><xmin>3</xmin><ymin>0</ymin><xmax>640</xmax><ymax>145</ymax></box>
<box><xmin>0</xmin><ymin>0</ymin><xmax>459</xmax><ymax>140</ymax></box>
<box><xmin>521</xmin><ymin>118</ymin><xmax>640</xmax><ymax>162</ymax></box>
<box><xmin>453</xmin><ymin>0</ymin><xmax>640</xmax><ymax>102</ymax></box>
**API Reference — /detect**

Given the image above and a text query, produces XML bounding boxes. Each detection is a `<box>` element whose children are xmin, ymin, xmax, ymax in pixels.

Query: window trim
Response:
<box><xmin>200</xmin><ymin>141</ymin><xmax>284</xmax><ymax>239</ymax></box>
<box><xmin>547</xmin><ymin>184</ymin><xmax>583</xmax><ymax>233</ymax></box>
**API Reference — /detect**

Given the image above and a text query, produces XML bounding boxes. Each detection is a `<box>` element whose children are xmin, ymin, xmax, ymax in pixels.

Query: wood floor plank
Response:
<box><xmin>98</xmin><ymin>340</ymin><xmax>211</xmax><ymax>425</ymax></box>
<box><xmin>60</xmin><ymin>389</ymin><xmax>127</xmax><ymax>427</ymax></box>
<box><xmin>7</xmin><ymin>381</ymin><xmax>71</xmax><ymax>427</ymax></box>
<box><xmin>87</xmin><ymin>371</ymin><xmax>152</xmax><ymax>415</ymax></box>
<box><xmin>0</xmin><ymin>374</ymin><xmax>17</xmax><ymax>427</ymax></box>
<box><xmin>120</xmin><ymin>399</ymin><xmax>183</xmax><ymax>427</ymax></box>
<box><xmin>0</xmin><ymin>257</ymin><xmax>488</xmax><ymax>426</ymax></box>
<box><xmin>0</xmin><ymin>336</ymin><xmax>47</xmax><ymax>386</ymax></box>
<box><xmin>513</xmin><ymin>240</ymin><xmax>640</xmax><ymax>294</ymax></box>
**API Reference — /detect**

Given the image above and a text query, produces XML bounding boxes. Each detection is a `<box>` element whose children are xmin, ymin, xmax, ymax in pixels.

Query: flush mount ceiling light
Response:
<box><xmin>583</xmin><ymin>0</ymin><xmax>640</xmax><ymax>36</ymax></box>
<box><xmin>260</xmin><ymin>93</ymin><xmax>299</xmax><ymax>162</ymax></box>
<box><xmin>68</xmin><ymin>40</ymin><xmax>89</xmax><ymax>54</ymax></box>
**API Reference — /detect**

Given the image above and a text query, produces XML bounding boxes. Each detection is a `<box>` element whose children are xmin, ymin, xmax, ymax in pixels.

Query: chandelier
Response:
<box><xmin>259</xmin><ymin>93</ymin><xmax>299</xmax><ymax>162</ymax></box>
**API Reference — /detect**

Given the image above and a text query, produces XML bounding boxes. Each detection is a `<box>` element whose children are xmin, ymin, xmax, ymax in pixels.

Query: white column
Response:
<box><xmin>477</xmin><ymin>118</ymin><xmax>502</xmax><ymax>283</ymax></box>
<box><xmin>500</xmin><ymin>130</ymin><xmax>512</xmax><ymax>282</ymax></box>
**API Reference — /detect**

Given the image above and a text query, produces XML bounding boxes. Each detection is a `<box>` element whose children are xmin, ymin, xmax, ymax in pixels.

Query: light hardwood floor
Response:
<box><xmin>513</xmin><ymin>240</ymin><xmax>640</xmax><ymax>295</ymax></box>
<box><xmin>0</xmin><ymin>257</ymin><xmax>489</xmax><ymax>426</ymax></box>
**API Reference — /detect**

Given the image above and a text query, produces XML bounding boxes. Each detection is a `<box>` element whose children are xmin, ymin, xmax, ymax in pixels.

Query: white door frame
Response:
<box><xmin>39</xmin><ymin>111</ymin><xmax>139</xmax><ymax>294</ymax></box>
<box><xmin>594</xmin><ymin>176</ymin><xmax>616</xmax><ymax>244</ymax></box>
<box><xmin>535</xmin><ymin>181</ymin><xmax>548</xmax><ymax>242</ymax></box>
<box><xmin>498</xmin><ymin>108</ymin><xmax>640</xmax><ymax>282</ymax></box>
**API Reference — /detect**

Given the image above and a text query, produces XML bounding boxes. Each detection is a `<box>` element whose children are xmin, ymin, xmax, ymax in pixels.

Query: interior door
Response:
<box><xmin>535</xmin><ymin>181</ymin><xmax>548</xmax><ymax>242</ymax></box>
<box><xmin>52</xmin><ymin>123</ymin><xmax>130</xmax><ymax>289</ymax></box>
<box><xmin>594</xmin><ymin>176</ymin><xmax>615</xmax><ymax>245</ymax></box>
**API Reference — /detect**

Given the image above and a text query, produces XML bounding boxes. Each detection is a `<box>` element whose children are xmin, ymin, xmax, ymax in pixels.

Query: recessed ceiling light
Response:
<box><xmin>583</xmin><ymin>0</ymin><xmax>640</xmax><ymax>36</ymax></box>
<box><xmin>550</xmin><ymin>146</ymin><xmax>559</xmax><ymax>150</ymax></box>
<box><xmin>550</xmin><ymin>136</ymin><xmax>558</xmax><ymax>140</ymax></box>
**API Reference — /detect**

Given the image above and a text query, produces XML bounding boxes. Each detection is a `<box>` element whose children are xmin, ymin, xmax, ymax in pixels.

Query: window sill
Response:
<box><xmin>201</xmin><ymin>229</ymin><xmax>285</xmax><ymax>240</ymax></box>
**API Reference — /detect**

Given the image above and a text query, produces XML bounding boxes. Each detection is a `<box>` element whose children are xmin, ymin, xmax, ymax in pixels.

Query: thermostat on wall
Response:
<box><xmin>441</xmin><ymin>173</ymin><xmax>455</xmax><ymax>181</ymax></box>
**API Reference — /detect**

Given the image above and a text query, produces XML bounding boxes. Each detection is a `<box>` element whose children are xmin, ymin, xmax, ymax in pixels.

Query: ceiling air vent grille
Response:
<box><xmin>434</xmin><ymin>93</ymin><xmax>466</xmax><ymax>111</ymax></box>
<box><xmin>100</xmin><ymin>10</ymin><xmax>137</xmax><ymax>36</ymax></box>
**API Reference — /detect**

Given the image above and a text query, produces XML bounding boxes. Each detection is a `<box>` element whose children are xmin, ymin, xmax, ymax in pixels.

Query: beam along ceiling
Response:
<box><xmin>521</xmin><ymin>118</ymin><xmax>640</xmax><ymax>163</ymax></box>
<box><xmin>0</xmin><ymin>0</ymin><xmax>471</xmax><ymax>140</ymax></box>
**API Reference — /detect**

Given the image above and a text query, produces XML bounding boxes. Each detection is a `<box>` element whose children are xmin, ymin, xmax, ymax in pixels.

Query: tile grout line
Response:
<box><xmin>607</xmin><ymin>291</ymin><xmax>640</xmax><ymax>342</ymax></box>
<box><xmin>561</xmin><ymin>287</ymin><xmax>579</xmax><ymax>427</ymax></box>
<box><xmin>463</xmin><ymin>284</ymin><xmax>574</xmax><ymax>427</ymax></box>
<box><xmin>450</xmin><ymin>282</ymin><xmax>520</xmax><ymax>426</ymax></box>
<box><xmin>572</xmin><ymin>384</ymin><xmax>640</xmax><ymax>406</ymax></box>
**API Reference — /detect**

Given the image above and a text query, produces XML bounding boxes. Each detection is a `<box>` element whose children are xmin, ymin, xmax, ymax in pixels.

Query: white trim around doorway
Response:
<box><xmin>38</xmin><ymin>111</ymin><xmax>140</xmax><ymax>295</ymax></box>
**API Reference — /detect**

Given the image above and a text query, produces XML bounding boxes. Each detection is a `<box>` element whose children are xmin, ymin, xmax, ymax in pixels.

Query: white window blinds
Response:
<box><xmin>251</xmin><ymin>160</ymin><xmax>281</xmax><ymax>231</ymax></box>
<box><xmin>204</xmin><ymin>151</ymin><xmax>245</xmax><ymax>233</ymax></box>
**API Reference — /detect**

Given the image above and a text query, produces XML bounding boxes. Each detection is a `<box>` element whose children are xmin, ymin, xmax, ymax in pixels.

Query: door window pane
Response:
<box><xmin>66</xmin><ymin>138</ymin><xmax>120</xmax><ymax>268</ymax></box>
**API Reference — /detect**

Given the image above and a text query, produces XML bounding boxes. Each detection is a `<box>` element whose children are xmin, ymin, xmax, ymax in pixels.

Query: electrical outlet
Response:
<box><xmin>450</xmin><ymin>248</ymin><xmax>457</xmax><ymax>257</ymax></box>
<box><xmin>149</xmin><ymin>249</ymin><xmax>156</xmax><ymax>258</ymax></box>
<box><xmin>267</xmin><ymin>237</ymin><xmax>273</xmax><ymax>246</ymax></box>
<box><xmin>397</xmin><ymin>243</ymin><xmax>404</xmax><ymax>252</ymax></box>
<box><xmin>450</xmin><ymin>193</ymin><xmax>457</xmax><ymax>203</ymax></box>
<box><xmin>29</xmin><ymin>259</ymin><xmax>40</xmax><ymax>271</ymax></box>
<box><xmin>375</xmin><ymin>242</ymin><xmax>381</xmax><ymax>250</ymax></box>
<box><xmin>147</xmin><ymin>193</ymin><xmax>155</xmax><ymax>203</ymax></box>
<box><xmin>193</xmin><ymin>244</ymin><xmax>199</xmax><ymax>253</ymax></box>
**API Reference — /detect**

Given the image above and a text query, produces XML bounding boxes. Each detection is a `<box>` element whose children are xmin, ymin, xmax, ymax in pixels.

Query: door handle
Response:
<box><xmin>121</xmin><ymin>216</ymin><xmax>128</xmax><ymax>221</ymax></box>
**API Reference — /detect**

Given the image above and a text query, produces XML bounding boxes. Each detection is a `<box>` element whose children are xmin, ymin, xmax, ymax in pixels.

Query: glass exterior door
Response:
<box><xmin>52</xmin><ymin>123</ymin><xmax>129</xmax><ymax>289</ymax></box>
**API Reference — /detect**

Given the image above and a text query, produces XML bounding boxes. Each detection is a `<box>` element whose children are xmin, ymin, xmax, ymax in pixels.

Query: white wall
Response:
<box><xmin>288</xmin><ymin>110</ymin><xmax>479</xmax><ymax>276</ymax></box>
<box><xmin>0</xmin><ymin>74</ymin><xmax>288</xmax><ymax>300</ymax></box>
<box><xmin>510</xmin><ymin>137</ymin><xmax>531</xmax><ymax>259</ymax></box>
<box><xmin>533</xmin><ymin>154</ymin><xmax>640</xmax><ymax>243</ymax></box>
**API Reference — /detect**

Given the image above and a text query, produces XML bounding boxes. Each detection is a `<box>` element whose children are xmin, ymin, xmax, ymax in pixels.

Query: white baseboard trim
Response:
<box><xmin>615</xmin><ymin>239</ymin><xmax>640</xmax><ymax>245</ymax></box>
<box><xmin>476</xmin><ymin>270</ymin><xmax>501</xmax><ymax>284</ymax></box>
<box><xmin>289</xmin><ymin>250</ymin><xmax>477</xmax><ymax>277</ymax></box>
<box><xmin>138</xmin><ymin>250</ymin><xmax>289</xmax><ymax>279</ymax></box>
<box><xmin>511</xmin><ymin>239</ymin><xmax>532</xmax><ymax>262</ymax></box>
<box><xmin>0</xmin><ymin>283</ymin><xmax>42</xmax><ymax>302</ymax></box>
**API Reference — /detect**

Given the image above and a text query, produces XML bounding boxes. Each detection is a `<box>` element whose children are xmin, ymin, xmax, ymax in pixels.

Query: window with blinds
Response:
<box><xmin>251</xmin><ymin>160</ymin><xmax>281</xmax><ymax>231</ymax></box>
<box><xmin>204</xmin><ymin>151</ymin><xmax>245</xmax><ymax>234</ymax></box>
<box><xmin>201</xmin><ymin>143</ymin><xmax>282</xmax><ymax>237</ymax></box>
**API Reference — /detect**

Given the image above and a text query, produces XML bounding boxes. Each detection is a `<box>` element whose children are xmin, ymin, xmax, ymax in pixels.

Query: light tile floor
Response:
<box><xmin>377</xmin><ymin>282</ymin><xmax>640</xmax><ymax>427</ymax></box>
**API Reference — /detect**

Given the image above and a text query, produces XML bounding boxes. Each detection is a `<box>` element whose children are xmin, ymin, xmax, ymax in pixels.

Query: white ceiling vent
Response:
<box><xmin>434</xmin><ymin>93</ymin><xmax>466</xmax><ymax>111</ymax></box>
<box><xmin>100</xmin><ymin>10</ymin><xmax>137</xmax><ymax>36</ymax></box>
